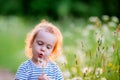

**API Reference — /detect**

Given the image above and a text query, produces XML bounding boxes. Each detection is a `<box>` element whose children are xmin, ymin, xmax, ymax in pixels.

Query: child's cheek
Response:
<box><xmin>46</xmin><ymin>50</ymin><xmax>52</xmax><ymax>56</ymax></box>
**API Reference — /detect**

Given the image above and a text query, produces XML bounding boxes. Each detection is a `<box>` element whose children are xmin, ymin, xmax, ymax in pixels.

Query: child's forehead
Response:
<box><xmin>37</xmin><ymin>29</ymin><xmax>55</xmax><ymax>36</ymax></box>
<box><xmin>35</xmin><ymin>30</ymin><xmax>57</xmax><ymax>43</ymax></box>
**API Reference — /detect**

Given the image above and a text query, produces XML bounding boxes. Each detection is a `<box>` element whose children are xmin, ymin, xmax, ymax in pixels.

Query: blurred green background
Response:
<box><xmin>0</xmin><ymin>0</ymin><xmax>120</xmax><ymax>80</ymax></box>
<box><xmin>0</xmin><ymin>0</ymin><xmax>120</xmax><ymax>19</ymax></box>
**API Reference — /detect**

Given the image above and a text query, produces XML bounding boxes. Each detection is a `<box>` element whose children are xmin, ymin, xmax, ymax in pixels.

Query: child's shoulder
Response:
<box><xmin>19</xmin><ymin>59</ymin><xmax>31</xmax><ymax>69</ymax></box>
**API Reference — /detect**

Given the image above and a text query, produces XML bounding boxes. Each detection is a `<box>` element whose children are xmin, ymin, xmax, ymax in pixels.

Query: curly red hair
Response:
<box><xmin>25</xmin><ymin>20</ymin><xmax>63</xmax><ymax>60</ymax></box>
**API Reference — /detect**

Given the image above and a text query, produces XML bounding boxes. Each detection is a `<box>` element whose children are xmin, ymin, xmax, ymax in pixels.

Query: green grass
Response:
<box><xmin>0</xmin><ymin>16</ymin><xmax>120</xmax><ymax>80</ymax></box>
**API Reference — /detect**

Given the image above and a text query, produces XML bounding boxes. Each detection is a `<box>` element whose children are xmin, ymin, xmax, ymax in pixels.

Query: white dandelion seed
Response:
<box><xmin>101</xmin><ymin>77</ymin><xmax>107</xmax><ymax>80</ymax></box>
<box><xmin>95</xmin><ymin>68</ymin><xmax>103</xmax><ymax>75</ymax></box>
<box><xmin>102</xmin><ymin>15</ymin><xmax>109</xmax><ymax>21</ymax></box>
<box><xmin>111</xmin><ymin>16</ymin><xmax>119</xmax><ymax>23</ymax></box>
<box><xmin>63</xmin><ymin>70</ymin><xmax>71</xmax><ymax>79</ymax></box>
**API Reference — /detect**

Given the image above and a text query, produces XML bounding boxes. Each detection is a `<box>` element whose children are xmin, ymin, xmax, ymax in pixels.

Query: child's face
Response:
<box><xmin>31</xmin><ymin>30</ymin><xmax>56</xmax><ymax>61</ymax></box>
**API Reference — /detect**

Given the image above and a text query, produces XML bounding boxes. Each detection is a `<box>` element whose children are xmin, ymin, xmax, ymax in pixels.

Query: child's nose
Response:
<box><xmin>40</xmin><ymin>45</ymin><xmax>46</xmax><ymax>52</ymax></box>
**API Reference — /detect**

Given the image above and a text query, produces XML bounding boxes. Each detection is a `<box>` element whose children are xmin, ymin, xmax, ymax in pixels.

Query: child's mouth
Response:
<box><xmin>38</xmin><ymin>53</ymin><xmax>43</xmax><ymax>58</ymax></box>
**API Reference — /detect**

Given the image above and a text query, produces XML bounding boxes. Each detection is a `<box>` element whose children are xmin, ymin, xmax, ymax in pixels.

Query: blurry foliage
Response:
<box><xmin>0</xmin><ymin>0</ymin><xmax>120</xmax><ymax>20</ymax></box>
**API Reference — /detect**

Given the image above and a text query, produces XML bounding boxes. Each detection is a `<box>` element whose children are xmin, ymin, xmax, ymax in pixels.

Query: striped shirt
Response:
<box><xmin>15</xmin><ymin>59</ymin><xmax>64</xmax><ymax>80</ymax></box>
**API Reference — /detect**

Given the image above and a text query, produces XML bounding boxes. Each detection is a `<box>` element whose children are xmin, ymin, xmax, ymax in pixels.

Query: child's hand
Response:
<box><xmin>38</xmin><ymin>74</ymin><xmax>49</xmax><ymax>80</ymax></box>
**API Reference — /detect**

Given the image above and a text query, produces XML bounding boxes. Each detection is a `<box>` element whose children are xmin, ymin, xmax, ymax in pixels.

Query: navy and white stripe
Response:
<box><xmin>15</xmin><ymin>59</ymin><xmax>64</xmax><ymax>80</ymax></box>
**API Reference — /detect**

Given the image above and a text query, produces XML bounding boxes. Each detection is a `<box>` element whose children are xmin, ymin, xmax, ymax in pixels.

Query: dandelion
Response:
<box><xmin>101</xmin><ymin>77</ymin><xmax>107</xmax><ymax>80</ymax></box>
<box><xmin>102</xmin><ymin>24</ymin><xmax>109</xmax><ymax>33</ymax></box>
<box><xmin>63</xmin><ymin>70</ymin><xmax>71</xmax><ymax>79</ymax></box>
<box><xmin>56</xmin><ymin>54</ymin><xmax>67</xmax><ymax>64</ymax></box>
<box><xmin>108</xmin><ymin>21</ymin><xmax>117</xmax><ymax>28</ymax></box>
<box><xmin>89</xmin><ymin>16</ymin><xmax>98</xmax><ymax>23</ymax></box>
<box><xmin>95</xmin><ymin>68</ymin><xmax>103</xmax><ymax>75</ymax></box>
<box><xmin>81</xmin><ymin>67</ymin><xmax>92</xmax><ymax>74</ymax></box>
<box><xmin>75</xmin><ymin>50</ymin><xmax>86</xmax><ymax>65</ymax></box>
<box><xmin>38</xmin><ymin>58</ymin><xmax>46</xmax><ymax>74</ymax></box>
<box><xmin>102</xmin><ymin>15</ymin><xmax>109</xmax><ymax>21</ymax></box>
<box><xmin>107</xmin><ymin>45</ymin><xmax>114</xmax><ymax>55</ymax></box>
<box><xmin>71</xmin><ymin>67</ymin><xmax>77</xmax><ymax>74</ymax></box>
<box><xmin>95</xmin><ymin>33</ymin><xmax>104</xmax><ymax>44</ymax></box>
<box><xmin>64</xmin><ymin>46</ymin><xmax>71</xmax><ymax>52</ymax></box>
<box><xmin>118</xmin><ymin>37</ymin><xmax>120</xmax><ymax>41</ymax></box>
<box><xmin>111</xmin><ymin>16</ymin><xmax>119</xmax><ymax>23</ymax></box>
<box><xmin>86</xmin><ymin>24</ymin><xmax>95</xmax><ymax>31</ymax></box>
<box><xmin>71</xmin><ymin>77</ymin><xmax>82</xmax><ymax>80</ymax></box>
<box><xmin>81</xmin><ymin>67</ymin><xmax>89</xmax><ymax>74</ymax></box>
<box><xmin>82</xmin><ymin>29</ymin><xmax>90</xmax><ymax>37</ymax></box>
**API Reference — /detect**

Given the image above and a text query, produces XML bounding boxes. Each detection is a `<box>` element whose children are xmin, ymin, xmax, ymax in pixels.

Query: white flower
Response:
<box><xmin>75</xmin><ymin>50</ymin><xmax>86</xmax><ymax>65</ymax></box>
<box><xmin>118</xmin><ymin>37</ymin><xmax>120</xmax><ymax>41</ymax></box>
<box><xmin>63</xmin><ymin>70</ymin><xmax>71</xmax><ymax>79</ymax></box>
<box><xmin>108</xmin><ymin>21</ymin><xmax>117</xmax><ymax>27</ymax></box>
<box><xmin>108</xmin><ymin>46</ymin><xmax>114</xmax><ymax>54</ymax></box>
<box><xmin>71</xmin><ymin>67</ymin><xmax>77</xmax><ymax>74</ymax></box>
<box><xmin>95</xmin><ymin>68</ymin><xmax>103</xmax><ymax>75</ymax></box>
<box><xmin>89</xmin><ymin>16</ymin><xmax>98</xmax><ymax>22</ymax></box>
<box><xmin>95</xmin><ymin>32</ymin><xmax>105</xmax><ymax>43</ymax></box>
<box><xmin>81</xmin><ymin>67</ymin><xmax>93</xmax><ymax>74</ymax></box>
<box><xmin>71</xmin><ymin>77</ymin><xmax>82</xmax><ymax>80</ymax></box>
<box><xmin>81</xmin><ymin>67</ymin><xmax>89</xmax><ymax>74</ymax></box>
<box><xmin>101</xmin><ymin>77</ymin><xmax>107</xmax><ymax>80</ymax></box>
<box><xmin>111</xmin><ymin>16</ymin><xmax>119</xmax><ymax>23</ymax></box>
<box><xmin>102</xmin><ymin>24</ymin><xmax>109</xmax><ymax>33</ymax></box>
<box><xmin>102</xmin><ymin>15</ymin><xmax>109</xmax><ymax>21</ymax></box>
<box><xmin>82</xmin><ymin>28</ymin><xmax>90</xmax><ymax>37</ymax></box>
<box><xmin>86</xmin><ymin>24</ymin><xmax>95</xmax><ymax>31</ymax></box>
<box><xmin>56</xmin><ymin>55</ymin><xmax>67</xmax><ymax>64</ymax></box>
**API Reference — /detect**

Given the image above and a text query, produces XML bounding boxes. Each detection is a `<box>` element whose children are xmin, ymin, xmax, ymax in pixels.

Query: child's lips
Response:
<box><xmin>38</xmin><ymin>53</ymin><xmax>43</xmax><ymax>58</ymax></box>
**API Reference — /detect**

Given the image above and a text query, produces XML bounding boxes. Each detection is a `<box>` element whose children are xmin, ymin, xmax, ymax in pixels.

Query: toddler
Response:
<box><xmin>15</xmin><ymin>20</ymin><xmax>64</xmax><ymax>80</ymax></box>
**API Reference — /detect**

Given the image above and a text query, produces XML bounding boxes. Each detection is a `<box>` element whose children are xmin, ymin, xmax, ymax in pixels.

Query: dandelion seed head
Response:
<box><xmin>75</xmin><ymin>50</ymin><xmax>86</xmax><ymax>65</ymax></box>
<box><xmin>101</xmin><ymin>77</ymin><xmax>107</xmax><ymax>80</ymax></box>
<box><xmin>71</xmin><ymin>67</ymin><xmax>77</xmax><ymax>74</ymax></box>
<box><xmin>86</xmin><ymin>24</ymin><xmax>95</xmax><ymax>31</ymax></box>
<box><xmin>118</xmin><ymin>37</ymin><xmax>120</xmax><ymax>41</ymax></box>
<box><xmin>82</xmin><ymin>29</ymin><xmax>89</xmax><ymax>37</ymax></box>
<box><xmin>81</xmin><ymin>67</ymin><xmax>89</xmax><ymax>74</ymax></box>
<box><xmin>102</xmin><ymin>15</ymin><xmax>109</xmax><ymax>21</ymax></box>
<box><xmin>111</xmin><ymin>16</ymin><xmax>119</xmax><ymax>23</ymax></box>
<box><xmin>95</xmin><ymin>33</ymin><xmax>105</xmax><ymax>43</ymax></box>
<box><xmin>57</xmin><ymin>55</ymin><xmax>67</xmax><ymax>64</ymax></box>
<box><xmin>108</xmin><ymin>46</ymin><xmax>114</xmax><ymax>54</ymax></box>
<box><xmin>64</xmin><ymin>46</ymin><xmax>71</xmax><ymax>52</ymax></box>
<box><xmin>102</xmin><ymin>24</ymin><xmax>109</xmax><ymax>33</ymax></box>
<box><xmin>89</xmin><ymin>16</ymin><xmax>98</xmax><ymax>23</ymax></box>
<box><xmin>71</xmin><ymin>77</ymin><xmax>82</xmax><ymax>80</ymax></box>
<box><xmin>95</xmin><ymin>68</ymin><xmax>103</xmax><ymax>75</ymax></box>
<box><xmin>108</xmin><ymin>22</ymin><xmax>117</xmax><ymax>27</ymax></box>
<box><xmin>63</xmin><ymin>70</ymin><xmax>71</xmax><ymax>79</ymax></box>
